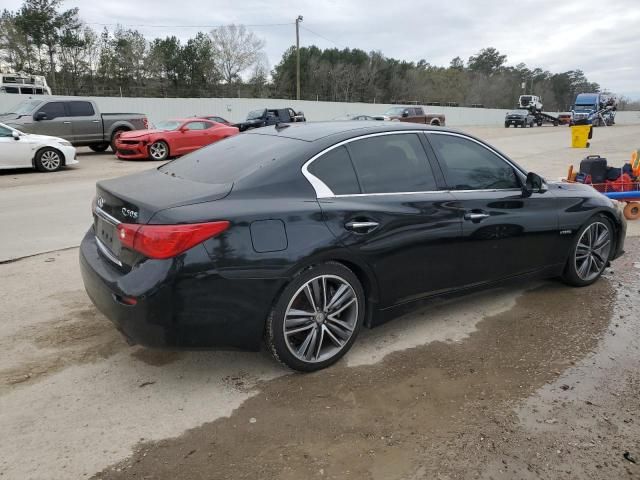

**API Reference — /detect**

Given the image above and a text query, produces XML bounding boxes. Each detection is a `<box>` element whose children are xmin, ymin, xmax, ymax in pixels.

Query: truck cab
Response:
<box><xmin>572</xmin><ymin>93</ymin><xmax>615</xmax><ymax>126</ymax></box>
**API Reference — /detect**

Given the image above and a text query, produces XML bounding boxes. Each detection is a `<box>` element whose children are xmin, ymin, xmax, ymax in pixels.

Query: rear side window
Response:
<box><xmin>347</xmin><ymin>134</ymin><xmax>436</xmax><ymax>194</ymax></box>
<box><xmin>37</xmin><ymin>102</ymin><xmax>66</xmax><ymax>119</ymax></box>
<box><xmin>415</xmin><ymin>107</ymin><xmax>425</xmax><ymax>115</ymax></box>
<box><xmin>428</xmin><ymin>134</ymin><xmax>520</xmax><ymax>190</ymax></box>
<box><xmin>308</xmin><ymin>146</ymin><xmax>360</xmax><ymax>195</ymax></box>
<box><xmin>68</xmin><ymin>101</ymin><xmax>95</xmax><ymax>116</ymax></box>
<box><xmin>184</xmin><ymin>121</ymin><xmax>209</xmax><ymax>130</ymax></box>
<box><xmin>160</xmin><ymin>134</ymin><xmax>299</xmax><ymax>184</ymax></box>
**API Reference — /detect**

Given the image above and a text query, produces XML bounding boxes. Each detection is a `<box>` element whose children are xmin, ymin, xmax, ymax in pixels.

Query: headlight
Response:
<box><xmin>57</xmin><ymin>140</ymin><xmax>72</xmax><ymax>147</ymax></box>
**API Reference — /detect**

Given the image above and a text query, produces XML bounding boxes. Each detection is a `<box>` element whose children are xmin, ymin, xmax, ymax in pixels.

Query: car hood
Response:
<box><xmin>23</xmin><ymin>133</ymin><xmax>69</xmax><ymax>143</ymax></box>
<box><xmin>120</xmin><ymin>129</ymin><xmax>164</xmax><ymax>139</ymax></box>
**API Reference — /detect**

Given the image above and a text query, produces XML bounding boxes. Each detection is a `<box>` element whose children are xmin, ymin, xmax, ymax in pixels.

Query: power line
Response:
<box><xmin>85</xmin><ymin>22</ymin><xmax>294</xmax><ymax>29</ymax></box>
<box><xmin>299</xmin><ymin>25</ymin><xmax>344</xmax><ymax>48</ymax></box>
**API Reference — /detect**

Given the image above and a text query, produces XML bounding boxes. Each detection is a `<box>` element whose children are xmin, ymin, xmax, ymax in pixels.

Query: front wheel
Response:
<box><xmin>89</xmin><ymin>143</ymin><xmax>109</xmax><ymax>152</ymax></box>
<box><xmin>266</xmin><ymin>262</ymin><xmax>365</xmax><ymax>372</ymax></box>
<box><xmin>148</xmin><ymin>140</ymin><xmax>169</xmax><ymax>161</ymax></box>
<box><xmin>562</xmin><ymin>215</ymin><xmax>613</xmax><ymax>287</ymax></box>
<box><xmin>35</xmin><ymin>147</ymin><xmax>63</xmax><ymax>172</ymax></box>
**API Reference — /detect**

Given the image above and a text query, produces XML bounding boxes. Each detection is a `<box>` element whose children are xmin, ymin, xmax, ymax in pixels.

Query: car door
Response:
<box><xmin>425</xmin><ymin>131</ymin><xmax>563</xmax><ymax>285</ymax></box>
<box><xmin>0</xmin><ymin>125</ymin><xmax>33</xmax><ymax>168</ymax></box>
<box><xmin>414</xmin><ymin>107</ymin><xmax>428</xmax><ymax>123</ymax></box>
<box><xmin>67</xmin><ymin>101</ymin><xmax>101</xmax><ymax>144</ymax></box>
<box><xmin>31</xmin><ymin>101</ymin><xmax>73</xmax><ymax>140</ymax></box>
<box><xmin>174</xmin><ymin>121</ymin><xmax>209</xmax><ymax>154</ymax></box>
<box><xmin>307</xmin><ymin>132</ymin><xmax>462</xmax><ymax>308</ymax></box>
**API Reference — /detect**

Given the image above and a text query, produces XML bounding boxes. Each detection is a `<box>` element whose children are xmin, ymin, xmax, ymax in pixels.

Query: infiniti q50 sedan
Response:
<box><xmin>80</xmin><ymin>122</ymin><xmax>626</xmax><ymax>371</ymax></box>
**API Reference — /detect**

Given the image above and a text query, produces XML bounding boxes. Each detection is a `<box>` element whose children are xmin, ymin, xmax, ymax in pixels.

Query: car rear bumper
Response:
<box><xmin>79</xmin><ymin>229</ymin><xmax>282</xmax><ymax>350</ymax></box>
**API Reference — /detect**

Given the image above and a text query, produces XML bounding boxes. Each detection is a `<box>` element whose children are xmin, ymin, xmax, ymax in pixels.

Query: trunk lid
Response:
<box><xmin>93</xmin><ymin>168</ymin><xmax>232</xmax><ymax>267</ymax></box>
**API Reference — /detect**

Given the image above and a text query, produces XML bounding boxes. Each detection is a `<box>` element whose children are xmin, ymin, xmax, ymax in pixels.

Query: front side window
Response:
<box><xmin>347</xmin><ymin>134</ymin><xmax>436</xmax><ymax>194</ymax></box>
<box><xmin>0</xmin><ymin>125</ymin><xmax>13</xmax><ymax>137</ymax></box>
<box><xmin>428</xmin><ymin>134</ymin><xmax>520</xmax><ymax>190</ymax></box>
<box><xmin>308</xmin><ymin>146</ymin><xmax>360</xmax><ymax>195</ymax></box>
<box><xmin>37</xmin><ymin>102</ymin><xmax>66</xmax><ymax>119</ymax></box>
<box><xmin>67</xmin><ymin>101</ymin><xmax>95</xmax><ymax>116</ymax></box>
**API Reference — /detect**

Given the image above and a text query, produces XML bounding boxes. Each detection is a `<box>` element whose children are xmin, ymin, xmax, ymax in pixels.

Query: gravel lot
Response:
<box><xmin>1</xmin><ymin>124</ymin><xmax>639</xmax><ymax>479</ymax></box>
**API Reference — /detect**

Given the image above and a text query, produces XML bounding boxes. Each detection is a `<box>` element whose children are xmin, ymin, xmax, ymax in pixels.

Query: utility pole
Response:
<box><xmin>296</xmin><ymin>15</ymin><xmax>303</xmax><ymax>100</ymax></box>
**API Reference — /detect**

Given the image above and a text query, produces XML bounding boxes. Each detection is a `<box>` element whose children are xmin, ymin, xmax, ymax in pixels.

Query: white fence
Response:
<box><xmin>1</xmin><ymin>93</ymin><xmax>639</xmax><ymax>126</ymax></box>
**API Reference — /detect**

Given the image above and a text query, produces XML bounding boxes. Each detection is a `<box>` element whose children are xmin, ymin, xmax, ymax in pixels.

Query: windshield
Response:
<box><xmin>5</xmin><ymin>99</ymin><xmax>42</xmax><ymax>115</ymax></box>
<box><xmin>509</xmin><ymin>110</ymin><xmax>529</xmax><ymax>115</ymax></box>
<box><xmin>574</xmin><ymin>104</ymin><xmax>595</xmax><ymax>112</ymax></box>
<box><xmin>384</xmin><ymin>107</ymin><xmax>405</xmax><ymax>115</ymax></box>
<box><xmin>154</xmin><ymin>120</ymin><xmax>181</xmax><ymax>131</ymax></box>
<box><xmin>247</xmin><ymin>109</ymin><xmax>265</xmax><ymax>120</ymax></box>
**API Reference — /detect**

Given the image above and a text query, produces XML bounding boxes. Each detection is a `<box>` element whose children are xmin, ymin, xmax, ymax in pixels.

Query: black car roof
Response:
<box><xmin>245</xmin><ymin>121</ymin><xmax>456</xmax><ymax>142</ymax></box>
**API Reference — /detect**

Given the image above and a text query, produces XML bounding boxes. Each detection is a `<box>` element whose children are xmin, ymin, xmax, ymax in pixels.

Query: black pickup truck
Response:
<box><xmin>235</xmin><ymin>108</ymin><xmax>306</xmax><ymax>132</ymax></box>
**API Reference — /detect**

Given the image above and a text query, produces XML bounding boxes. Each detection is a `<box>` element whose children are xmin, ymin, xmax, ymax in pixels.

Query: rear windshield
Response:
<box><xmin>159</xmin><ymin>134</ymin><xmax>299</xmax><ymax>184</ymax></box>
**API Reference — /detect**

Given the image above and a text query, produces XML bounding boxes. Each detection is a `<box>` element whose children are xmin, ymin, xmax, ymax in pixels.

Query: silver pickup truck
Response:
<box><xmin>0</xmin><ymin>97</ymin><xmax>148</xmax><ymax>152</ymax></box>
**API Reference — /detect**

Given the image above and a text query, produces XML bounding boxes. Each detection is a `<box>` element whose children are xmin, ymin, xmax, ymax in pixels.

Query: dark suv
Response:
<box><xmin>505</xmin><ymin>109</ymin><xmax>535</xmax><ymax>128</ymax></box>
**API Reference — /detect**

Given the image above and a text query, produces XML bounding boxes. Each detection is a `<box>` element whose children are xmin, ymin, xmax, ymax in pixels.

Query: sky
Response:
<box><xmin>5</xmin><ymin>0</ymin><xmax>640</xmax><ymax>99</ymax></box>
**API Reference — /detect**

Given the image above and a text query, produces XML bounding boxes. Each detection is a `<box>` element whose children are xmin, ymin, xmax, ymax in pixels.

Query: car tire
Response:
<box><xmin>110</xmin><ymin>129</ymin><xmax>128</xmax><ymax>152</ymax></box>
<box><xmin>266</xmin><ymin>262</ymin><xmax>365</xmax><ymax>372</ymax></box>
<box><xmin>89</xmin><ymin>143</ymin><xmax>109</xmax><ymax>152</ymax></box>
<box><xmin>148</xmin><ymin>140</ymin><xmax>169</xmax><ymax>161</ymax></box>
<box><xmin>504</xmin><ymin>123</ymin><xmax>509</xmax><ymax>128</ymax></box>
<box><xmin>561</xmin><ymin>215</ymin><xmax>613</xmax><ymax>287</ymax></box>
<box><xmin>34</xmin><ymin>147</ymin><xmax>63</xmax><ymax>172</ymax></box>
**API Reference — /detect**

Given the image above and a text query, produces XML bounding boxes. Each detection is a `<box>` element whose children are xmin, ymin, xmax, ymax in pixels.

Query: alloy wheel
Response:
<box><xmin>574</xmin><ymin>221</ymin><xmax>611</xmax><ymax>281</ymax></box>
<box><xmin>283</xmin><ymin>274</ymin><xmax>358</xmax><ymax>363</ymax></box>
<box><xmin>149</xmin><ymin>142</ymin><xmax>167</xmax><ymax>160</ymax></box>
<box><xmin>40</xmin><ymin>150</ymin><xmax>61</xmax><ymax>171</ymax></box>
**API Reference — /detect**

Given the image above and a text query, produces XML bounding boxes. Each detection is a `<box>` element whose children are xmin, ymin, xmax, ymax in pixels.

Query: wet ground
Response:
<box><xmin>90</xmin><ymin>239</ymin><xmax>640</xmax><ymax>480</ymax></box>
<box><xmin>1</xmin><ymin>126</ymin><xmax>639</xmax><ymax>479</ymax></box>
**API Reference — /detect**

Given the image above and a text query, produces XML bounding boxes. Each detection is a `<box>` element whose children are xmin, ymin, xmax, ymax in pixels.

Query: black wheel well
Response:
<box><xmin>33</xmin><ymin>146</ymin><xmax>65</xmax><ymax>167</ymax></box>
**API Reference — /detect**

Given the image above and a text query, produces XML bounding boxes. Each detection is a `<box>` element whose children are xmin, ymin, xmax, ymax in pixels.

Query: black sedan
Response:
<box><xmin>505</xmin><ymin>109</ymin><xmax>535</xmax><ymax>128</ymax></box>
<box><xmin>80</xmin><ymin>122</ymin><xmax>626</xmax><ymax>372</ymax></box>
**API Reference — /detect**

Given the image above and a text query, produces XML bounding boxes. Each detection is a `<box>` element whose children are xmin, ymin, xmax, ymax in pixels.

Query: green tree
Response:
<box><xmin>467</xmin><ymin>47</ymin><xmax>507</xmax><ymax>75</ymax></box>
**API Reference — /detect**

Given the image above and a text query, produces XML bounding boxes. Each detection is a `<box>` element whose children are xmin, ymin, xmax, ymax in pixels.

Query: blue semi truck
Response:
<box><xmin>571</xmin><ymin>93</ymin><xmax>616</xmax><ymax>126</ymax></box>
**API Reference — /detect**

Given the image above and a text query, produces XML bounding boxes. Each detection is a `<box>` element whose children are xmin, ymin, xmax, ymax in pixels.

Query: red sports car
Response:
<box><xmin>115</xmin><ymin>118</ymin><xmax>239</xmax><ymax>161</ymax></box>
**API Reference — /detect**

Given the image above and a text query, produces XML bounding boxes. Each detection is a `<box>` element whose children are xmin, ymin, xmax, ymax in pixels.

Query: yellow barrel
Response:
<box><xmin>571</xmin><ymin>125</ymin><xmax>592</xmax><ymax>148</ymax></box>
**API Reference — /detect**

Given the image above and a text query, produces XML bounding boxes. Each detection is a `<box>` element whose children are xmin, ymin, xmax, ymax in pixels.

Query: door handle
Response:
<box><xmin>345</xmin><ymin>221</ymin><xmax>379</xmax><ymax>232</ymax></box>
<box><xmin>464</xmin><ymin>211</ymin><xmax>490</xmax><ymax>221</ymax></box>
<box><xmin>92</xmin><ymin>120</ymin><xmax>100</xmax><ymax>123</ymax></box>
<box><xmin>63</xmin><ymin>121</ymin><xmax>71</xmax><ymax>124</ymax></box>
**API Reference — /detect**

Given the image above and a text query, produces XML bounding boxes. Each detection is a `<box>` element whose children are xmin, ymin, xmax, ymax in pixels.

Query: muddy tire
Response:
<box><xmin>623</xmin><ymin>202</ymin><xmax>640</xmax><ymax>220</ymax></box>
<box><xmin>266</xmin><ymin>262</ymin><xmax>365</xmax><ymax>372</ymax></box>
<box><xmin>89</xmin><ymin>143</ymin><xmax>109</xmax><ymax>152</ymax></box>
<box><xmin>34</xmin><ymin>147</ymin><xmax>63</xmax><ymax>172</ymax></box>
<box><xmin>562</xmin><ymin>215</ymin><xmax>613</xmax><ymax>287</ymax></box>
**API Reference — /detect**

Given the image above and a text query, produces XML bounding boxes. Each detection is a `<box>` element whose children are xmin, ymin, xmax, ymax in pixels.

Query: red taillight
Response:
<box><xmin>116</xmin><ymin>221</ymin><xmax>230</xmax><ymax>259</ymax></box>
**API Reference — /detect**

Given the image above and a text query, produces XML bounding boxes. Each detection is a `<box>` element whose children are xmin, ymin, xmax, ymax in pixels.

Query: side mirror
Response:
<box><xmin>34</xmin><ymin>111</ymin><xmax>47</xmax><ymax>121</ymax></box>
<box><xmin>179</xmin><ymin>126</ymin><xmax>187</xmax><ymax>132</ymax></box>
<box><xmin>297</xmin><ymin>111</ymin><xmax>304</xmax><ymax>117</ymax></box>
<box><xmin>12</xmin><ymin>130</ymin><xmax>20</xmax><ymax>140</ymax></box>
<box><xmin>522</xmin><ymin>172</ymin><xmax>547</xmax><ymax>197</ymax></box>
<box><xmin>402</xmin><ymin>111</ymin><xmax>409</xmax><ymax>118</ymax></box>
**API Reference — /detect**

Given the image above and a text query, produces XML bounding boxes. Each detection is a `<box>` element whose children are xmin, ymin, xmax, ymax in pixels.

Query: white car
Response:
<box><xmin>0</xmin><ymin>122</ymin><xmax>77</xmax><ymax>172</ymax></box>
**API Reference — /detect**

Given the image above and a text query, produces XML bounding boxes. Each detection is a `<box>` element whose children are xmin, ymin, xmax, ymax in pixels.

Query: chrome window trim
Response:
<box><xmin>95</xmin><ymin>237</ymin><xmax>123</xmax><ymax>267</ymax></box>
<box><xmin>425</xmin><ymin>130</ymin><xmax>526</xmax><ymax>177</ymax></box>
<box><xmin>301</xmin><ymin>130</ymin><xmax>524</xmax><ymax>199</ymax></box>
<box><xmin>301</xmin><ymin>130</ymin><xmax>435</xmax><ymax>199</ymax></box>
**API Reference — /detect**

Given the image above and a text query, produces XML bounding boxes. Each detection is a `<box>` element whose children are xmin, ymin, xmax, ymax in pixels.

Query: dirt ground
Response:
<box><xmin>0</xmin><ymin>125</ymin><xmax>639</xmax><ymax>479</ymax></box>
<box><xmin>90</xmin><ymin>240</ymin><xmax>640</xmax><ymax>480</ymax></box>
